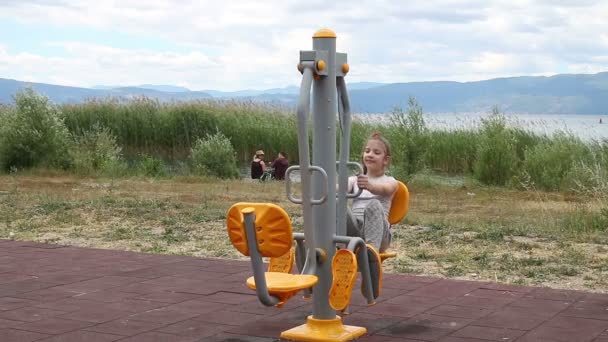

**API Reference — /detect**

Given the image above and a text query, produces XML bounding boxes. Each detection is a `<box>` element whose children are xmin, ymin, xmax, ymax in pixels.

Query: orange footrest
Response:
<box><xmin>380</xmin><ymin>251</ymin><xmax>397</xmax><ymax>262</ymax></box>
<box><xmin>366</xmin><ymin>244</ymin><xmax>383</xmax><ymax>300</ymax></box>
<box><xmin>329</xmin><ymin>249</ymin><xmax>358</xmax><ymax>311</ymax></box>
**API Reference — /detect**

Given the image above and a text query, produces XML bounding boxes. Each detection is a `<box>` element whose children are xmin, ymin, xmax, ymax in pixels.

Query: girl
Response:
<box><xmin>347</xmin><ymin>132</ymin><xmax>397</xmax><ymax>252</ymax></box>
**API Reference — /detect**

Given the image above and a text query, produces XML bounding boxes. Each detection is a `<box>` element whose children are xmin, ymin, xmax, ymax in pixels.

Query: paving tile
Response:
<box><xmin>36</xmin><ymin>330</ymin><xmax>123</xmax><ymax>342</ymax></box>
<box><xmin>51</xmin><ymin>276</ymin><xmax>142</xmax><ymax>294</ymax></box>
<box><xmin>348</xmin><ymin>286</ymin><xmax>404</xmax><ymax>306</ymax></box>
<box><xmin>191</xmin><ymin>308</ymin><xmax>264</xmax><ymax>326</ymax></box>
<box><xmin>133</xmin><ymin>290</ymin><xmax>202</xmax><ymax>303</ymax></box>
<box><xmin>226</xmin><ymin>317</ymin><xmax>305</xmax><ymax>338</ymax></box>
<box><xmin>103</xmin><ymin>298</ymin><xmax>167</xmax><ymax>313</ymax></box>
<box><xmin>205</xmin><ymin>332</ymin><xmax>282</xmax><ymax>341</ymax></box>
<box><xmin>0</xmin><ymin>307</ymin><xmax>67</xmax><ymax>322</ymax></box>
<box><xmin>0</xmin><ymin>297</ymin><xmax>37</xmax><ymax>311</ymax></box>
<box><xmin>560</xmin><ymin>299</ymin><xmax>608</xmax><ymax>320</ymax></box>
<box><xmin>166</xmin><ymin>299</ymin><xmax>232</xmax><ymax>314</ymax></box>
<box><xmin>449</xmin><ymin>325</ymin><xmax>526</xmax><ymax>341</ymax></box>
<box><xmin>438</xmin><ymin>337</ymin><xmax>491</xmax><ymax>342</ymax></box>
<box><xmin>465</xmin><ymin>288</ymin><xmax>526</xmax><ymax>299</ymax></box>
<box><xmin>0</xmin><ymin>317</ymin><xmax>25</xmax><ymax>328</ymax></box>
<box><xmin>375</xmin><ymin>320</ymin><xmax>454</xmax><ymax>341</ymax></box>
<box><xmin>33</xmin><ymin>272</ymin><xmax>97</xmax><ymax>285</ymax></box>
<box><xmin>474</xmin><ymin>306</ymin><xmax>548</xmax><ymax>330</ymax></box>
<box><xmin>34</xmin><ymin>298</ymin><xmax>94</xmax><ymax>312</ymax></box>
<box><xmin>13</xmin><ymin>288</ymin><xmax>77</xmax><ymax>303</ymax></box>
<box><xmin>357</xmin><ymin>336</ymin><xmax>426</xmax><ymax>342</ymax></box>
<box><xmin>0</xmin><ymin>279</ymin><xmax>58</xmax><ymax>293</ymax></box>
<box><xmin>518</xmin><ymin>325</ymin><xmax>602</xmax><ymax>342</ymax></box>
<box><xmin>58</xmin><ymin>305</ymin><xmax>132</xmax><ymax>323</ymax></box>
<box><xmin>425</xmin><ymin>304</ymin><xmax>492</xmax><ymax>319</ymax></box>
<box><xmin>508</xmin><ymin>297</ymin><xmax>573</xmax><ymax>317</ymax></box>
<box><xmin>156</xmin><ymin>318</ymin><xmax>231</xmax><ymax>338</ymax></box>
<box><xmin>362</xmin><ymin>302</ymin><xmax>433</xmax><ymax>318</ymax></box>
<box><xmin>526</xmin><ymin>287</ymin><xmax>587</xmax><ymax>301</ymax></box>
<box><xmin>140</xmin><ymin>276</ymin><xmax>225</xmax><ymax>295</ymax></box>
<box><xmin>340</xmin><ymin>312</ymin><xmax>404</xmax><ymax>334</ymax></box>
<box><xmin>113</xmin><ymin>331</ymin><xmax>200</xmax><ymax>341</ymax></box>
<box><xmin>0</xmin><ymin>327</ymin><xmax>50</xmax><ymax>341</ymax></box>
<box><xmin>447</xmin><ymin>294</ymin><xmax>514</xmax><ymax>309</ymax></box>
<box><xmin>111</xmin><ymin>267</ymin><xmax>176</xmax><ymax>279</ymax></box>
<box><xmin>85</xmin><ymin>317</ymin><xmax>168</xmax><ymax>336</ymax></box>
<box><xmin>198</xmin><ymin>291</ymin><xmax>260</xmax><ymax>305</ymax></box>
<box><xmin>127</xmin><ymin>308</ymin><xmax>199</xmax><ymax>324</ymax></box>
<box><xmin>480</xmin><ymin>282</ymin><xmax>535</xmax><ymax>293</ymax></box>
<box><xmin>403</xmin><ymin>313</ymin><xmax>473</xmax><ymax>331</ymax></box>
<box><xmin>543</xmin><ymin>314</ymin><xmax>608</xmax><ymax>333</ymax></box>
<box><xmin>11</xmin><ymin>317</ymin><xmax>94</xmax><ymax>334</ymax></box>
<box><xmin>70</xmin><ymin>289</ymin><xmax>140</xmax><ymax>303</ymax></box>
<box><xmin>406</xmin><ymin>279</ymin><xmax>485</xmax><ymax>299</ymax></box>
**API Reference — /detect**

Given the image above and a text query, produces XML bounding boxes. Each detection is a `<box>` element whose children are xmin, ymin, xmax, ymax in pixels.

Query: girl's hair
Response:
<box><xmin>362</xmin><ymin>132</ymin><xmax>391</xmax><ymax>174</ymax></box>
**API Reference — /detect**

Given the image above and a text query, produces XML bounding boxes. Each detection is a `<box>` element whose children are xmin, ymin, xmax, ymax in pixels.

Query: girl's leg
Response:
<box><xmin>362</xmin><ymin>199</ymin><xmax>391</xmax><ymax>252</ymax></box>
<box><xmin>346</xmin><ymin>209</ymin><xmax>363</xmax><ymax>238</ymax></box>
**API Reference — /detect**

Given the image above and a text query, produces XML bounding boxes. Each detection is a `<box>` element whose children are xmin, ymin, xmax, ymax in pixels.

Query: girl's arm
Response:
<box><xmin>357</xmin><ymin>175</ymin><xmax>397</xmax><ymax>197</ymax></box>
<box><xmin>261</xmin><ymin>161</ymin><xmax>266</xmax><ymax>171</ymax></box>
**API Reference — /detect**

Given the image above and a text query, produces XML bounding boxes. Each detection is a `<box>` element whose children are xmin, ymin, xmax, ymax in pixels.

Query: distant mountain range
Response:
<box><xmin>1</xmin><ymin>72</ymin><xmax>607</xmax><ymax>114</ymax></box>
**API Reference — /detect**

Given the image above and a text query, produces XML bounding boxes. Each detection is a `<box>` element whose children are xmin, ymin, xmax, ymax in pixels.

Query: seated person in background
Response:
<box><xmin>251</xmin><ymin>150</ymin><xmax>266</xmax><ymax>179</ymax></box>
<box><xmin>271</xmin><ymin>152</ymin><xmax>289</xmax><ymax>180</ymax></box>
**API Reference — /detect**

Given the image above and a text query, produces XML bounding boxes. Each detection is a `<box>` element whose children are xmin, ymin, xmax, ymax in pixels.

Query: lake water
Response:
<box><xmin>355</xmin><ymin>113</ymin><xmax>608</xmax><ymax>141</ymax></box>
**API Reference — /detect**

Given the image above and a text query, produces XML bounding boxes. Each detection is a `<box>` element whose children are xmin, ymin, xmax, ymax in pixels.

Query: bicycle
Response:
<box><xmin>259</xmin><ymin>167</ymin><xmax>275</xmax><ymax>182</ymax></box>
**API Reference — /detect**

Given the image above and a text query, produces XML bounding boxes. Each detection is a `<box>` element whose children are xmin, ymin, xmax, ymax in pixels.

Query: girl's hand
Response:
<box><xmin>356</xmin><ymin>174</ymin><xmax>369</xmax><ymax>191</ymax></box>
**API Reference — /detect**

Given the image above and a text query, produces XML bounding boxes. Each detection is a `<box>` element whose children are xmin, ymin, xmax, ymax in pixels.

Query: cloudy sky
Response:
<box><xmin>1</xmin><ymin>0</ymin><xmax>607</xmax><ymax>91</ymax></box>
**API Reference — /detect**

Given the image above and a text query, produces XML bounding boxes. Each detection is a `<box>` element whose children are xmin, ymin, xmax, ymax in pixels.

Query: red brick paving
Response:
<box><xmin>1</xmin><ymin>239</ymin><xmax>608</xmax><ymax>341</ymax></box>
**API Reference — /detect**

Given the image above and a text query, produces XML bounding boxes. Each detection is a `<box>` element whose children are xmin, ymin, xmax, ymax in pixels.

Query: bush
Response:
<box><xmin>522</xmin><ymin>132</ymin><xmax>590</xmax><ymax>191</ymax></box>
<box><xmin>424</xmin><ymin>129</ymin><xmax>478</xmax><ymax>174</ymax></box>
<box><xmin>473</xmin><ymin>108</ymin><xmax>518</xmax><ymax>186</ymax></box>
<box><xmin>0</xmin><ymin>88</ymin><xmax>70</xmax><ymax>171</ymax></box>
<box><xmin>69</xmin><ymin>124</ymin><xmax>126</xmax><ymax>175</ymax></box>
<box><xmin>136</xmin><ymin>155</ymin><xmax>167</xmax><ymax>177</ymax></box>
<box><xmin>388</xmin><ymin>96</ymin><xmax>428</xmax><ymax>179</ymax></box>
<box><xmin>191</xmin><ymin>131</ymin><xmax>239</xmax><ymax>179</ymax></box>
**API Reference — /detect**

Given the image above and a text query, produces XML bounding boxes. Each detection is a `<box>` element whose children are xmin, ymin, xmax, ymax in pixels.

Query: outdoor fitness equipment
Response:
<box><xmin>226</xmin><ymin>28</ymin><xmax>409</xmax><ymax>342</ymax></box>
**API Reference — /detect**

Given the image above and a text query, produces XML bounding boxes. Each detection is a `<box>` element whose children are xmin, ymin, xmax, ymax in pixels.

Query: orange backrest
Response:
<box><xmin>226</xmin><ymin>202</ymin><xmax>293</xmax><ymax>258</ymax></box>
<box><xmin>388</xmin><ymin>181</ymin><xmax>410</xmax><ymax>225</ymax></box>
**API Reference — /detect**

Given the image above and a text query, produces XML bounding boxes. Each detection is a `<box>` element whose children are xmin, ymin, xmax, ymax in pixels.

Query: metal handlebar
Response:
<box><xmin>285</xmin><ymin>165</ymin><xmax>328</xmax><ymax>205</ymax></box>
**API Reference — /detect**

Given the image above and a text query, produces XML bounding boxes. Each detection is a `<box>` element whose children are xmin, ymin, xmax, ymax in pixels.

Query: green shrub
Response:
<box><xmin>0</xmin><ymin>88</ymin><xmax>70</xmax><ymax>171</ymax></box>
<box><xmin>388</xmin><ymin>96</ymin><xmax>429</xmax><ymax>179</ymax></box>
<box><xmin>522</xmin><ymin>132</ymin><xmax>590</xmax><ymax>191</ymax></box>
<box><xmin>564</xmin><ymin>157</ymin><xmax>608</xmax><ymax>196</ymax></box>
<box><xmin>473</xmin><ymin>108</ymin><xmax>518</xmax><ymax>186</ymax></box>
<box><xmin>136</xmin><ymin>155</ymin><xmax>167</xmax><ymax>177</ymax></box>
<box><xmin>191</xmin><ymin>131</ymin><xmax>239</xmax><ymax>179</ymax></box>
<box><xmin>424</xmin><ymin>129</ymin><xmax>478</xmax><ymax>174</ymax></box>
<box><xmin>69</xmin><ymin>124</ymin><xmax>126</xmax><ymax>175</ymax></box>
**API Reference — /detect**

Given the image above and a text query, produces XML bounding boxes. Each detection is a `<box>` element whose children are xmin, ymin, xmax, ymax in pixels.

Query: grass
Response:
<box><xmin>1</xmin><ymin>172</ymin><xmax>607</xmax><ymax>293</ymax></box>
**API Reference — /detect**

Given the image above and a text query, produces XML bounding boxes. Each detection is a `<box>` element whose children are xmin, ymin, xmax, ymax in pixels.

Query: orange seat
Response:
<box><xmin>388</xmin><ymin>181</ymin><xmax>410</xmax><ymax>225</ymax></box>
<box><xmin>226</xmin><ymin>202</ymin><xmax>317</xmax><ymax>307</ymax></box>
<box><xmin>381</xmin><ymin>181</ymin><xmax>410</xmax><ymax>262</ymax></box>
<box><xmin>268</xmin><ymin>247</ymin><xmax>295</xmax><ymax>273</ymax></box>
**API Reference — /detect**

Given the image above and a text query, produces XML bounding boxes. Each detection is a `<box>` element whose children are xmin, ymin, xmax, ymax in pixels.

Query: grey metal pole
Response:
<box><xmin>311</xmin><ymin>29</ymin><xmax>337</xmax><ymax>319</ymax></box>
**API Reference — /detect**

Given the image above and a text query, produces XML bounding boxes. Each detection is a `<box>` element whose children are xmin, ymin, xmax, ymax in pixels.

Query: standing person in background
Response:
<box><xmin>251</xmin><ymin>150</ymin><xmax>266</xmax><ymax>179</ymax></box>
<box><xmin>271</xmin><ymin>152</ymin><xmax>289</xmax><ymax>180</ymax></box>
<box><xmin>347</xmin><ymin>132</ymin><xmax>397</xmax><ymax>253</ymax></box>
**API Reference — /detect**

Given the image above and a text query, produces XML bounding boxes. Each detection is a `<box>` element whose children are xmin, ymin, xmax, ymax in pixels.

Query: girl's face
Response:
<box><xmin>363</xmin><ymin>139</ymin><xmax>389</xmax><ymax>174</ymax></box>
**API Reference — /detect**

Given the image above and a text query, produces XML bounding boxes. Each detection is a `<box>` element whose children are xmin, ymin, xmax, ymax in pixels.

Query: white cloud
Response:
<box><xmin>0</xmin><ymin>0</ymin><xmax>607</xmax><ymax>90</ymax></box>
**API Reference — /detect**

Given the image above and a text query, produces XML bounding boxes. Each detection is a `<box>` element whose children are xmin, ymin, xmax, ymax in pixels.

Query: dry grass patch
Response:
<box><xmin>1</xmin><ymin>174</ymin><xmax>607</xmax><ymax>293</ymax></box>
